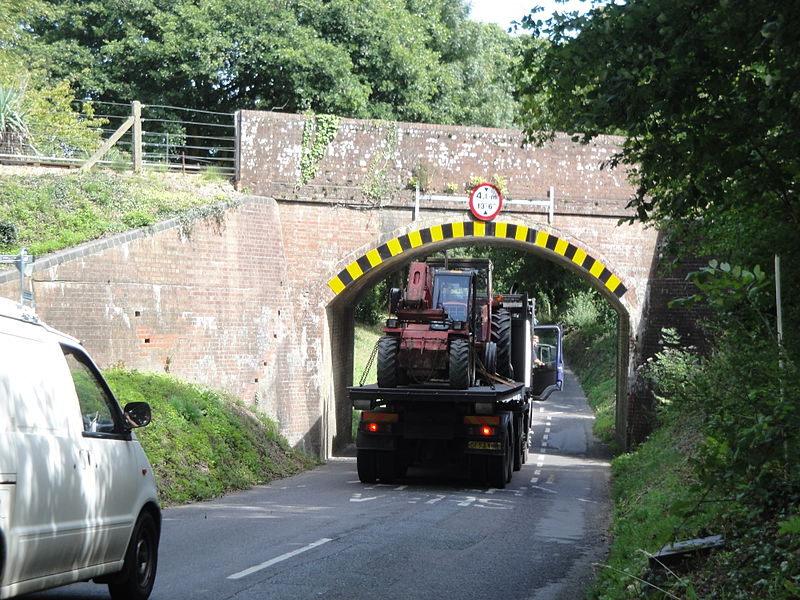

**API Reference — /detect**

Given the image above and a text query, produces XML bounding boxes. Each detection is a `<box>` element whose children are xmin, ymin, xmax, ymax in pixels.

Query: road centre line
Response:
<box><xmin>227</xmin><ymin>538</ymin><xmax>333</xmax><ymax>580</ymax></box>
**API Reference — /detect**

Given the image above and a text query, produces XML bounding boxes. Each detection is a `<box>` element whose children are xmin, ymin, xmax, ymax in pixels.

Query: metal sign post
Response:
<box><xmin>0</xmin><ymin>248</ymin><xmax>35</xmax><ymax>307</ymax></box>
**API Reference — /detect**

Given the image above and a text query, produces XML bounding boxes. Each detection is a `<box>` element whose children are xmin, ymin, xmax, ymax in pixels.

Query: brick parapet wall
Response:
<box><xmin>238</xmin><ymin>111</ymin><xmax>634</xmax><ymax>218</ymax></box>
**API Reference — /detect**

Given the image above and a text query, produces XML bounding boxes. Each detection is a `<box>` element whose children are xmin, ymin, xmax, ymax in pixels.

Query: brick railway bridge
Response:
<box><xmin>1</xmin><ymin>111</ymin><xmax>696</xmax><ymax>456</ymax></box>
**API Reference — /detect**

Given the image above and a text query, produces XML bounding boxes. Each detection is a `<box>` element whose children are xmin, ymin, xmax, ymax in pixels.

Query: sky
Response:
<box><xmin>468</xmin><ymin>0</ymin><xmax>595</xmax><ymax>32</ymax></box>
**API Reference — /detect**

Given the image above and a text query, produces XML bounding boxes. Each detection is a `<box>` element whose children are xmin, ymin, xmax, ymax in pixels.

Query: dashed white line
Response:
<box><xmin>228</xmin><ymin>538</ymin><xmax>333</xmax><ymax>579</ymax></box>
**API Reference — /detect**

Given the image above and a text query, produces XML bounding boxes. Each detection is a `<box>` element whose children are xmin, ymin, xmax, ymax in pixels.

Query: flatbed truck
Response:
<box><xmin>349</xmin><ymin>321</ymin><xmax>563</xmax><ymax>489</ymax></box>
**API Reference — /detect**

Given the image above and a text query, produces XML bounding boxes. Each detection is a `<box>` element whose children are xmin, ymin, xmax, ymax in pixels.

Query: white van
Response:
<box><xmin>0</xmin><ymin>298</ymin><xmax>160</xmax><ymax>600</ymax></box>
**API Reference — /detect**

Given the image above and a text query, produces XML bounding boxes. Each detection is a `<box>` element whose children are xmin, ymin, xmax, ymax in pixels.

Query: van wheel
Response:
<box><xmin>109</xmin><ymin>512</ymin><xmax>159</xmax><ymax>600</ymax></box>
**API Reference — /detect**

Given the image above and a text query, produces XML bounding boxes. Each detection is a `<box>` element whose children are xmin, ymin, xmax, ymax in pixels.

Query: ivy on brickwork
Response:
<box><xmin>360</xmin><ymin>121</ymin><xmax>399</xmax><ymax>204</ymax></box>
<box><xmin>298</xmin><ymin>113</ymin><xmax>340</xmax><ymax>187</ymax></box>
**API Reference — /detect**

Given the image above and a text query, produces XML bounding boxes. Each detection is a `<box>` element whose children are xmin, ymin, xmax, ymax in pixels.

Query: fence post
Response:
<box><xmin>234</xmin><ymin>110</ymin><xmax>241</xmax><ymax>189</ymax></box>
<box><xmin>132</xmin><ymin>100</ymin><xmax>142</xmax><ymax>172</ymax></box>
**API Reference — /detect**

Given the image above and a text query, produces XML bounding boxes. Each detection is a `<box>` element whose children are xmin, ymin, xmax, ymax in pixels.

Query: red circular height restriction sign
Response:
<box><xmin>469</xmin><ymin>183</ymin><xmax>503</xmax><ymax>221</ymax></box>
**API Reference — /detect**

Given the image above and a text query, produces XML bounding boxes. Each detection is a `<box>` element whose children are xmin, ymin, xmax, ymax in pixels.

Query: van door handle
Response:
<box><xmin>80</xmin><ymin>449</ymin><xmax>91</xmax><ymax>469</ymax></box>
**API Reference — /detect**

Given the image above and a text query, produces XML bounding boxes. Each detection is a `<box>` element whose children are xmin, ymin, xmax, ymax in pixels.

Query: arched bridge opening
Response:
<box><xmin>324</xmin><ymin>219</ymin><xmax>634</xmax><ymax>455</ymax></box>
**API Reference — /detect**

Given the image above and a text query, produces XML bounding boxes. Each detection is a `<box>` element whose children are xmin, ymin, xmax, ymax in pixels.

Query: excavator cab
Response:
<box><xmin>432</xmin><ymin>272</ymin><xmax>472</xmax><ymax>323</ymax></box>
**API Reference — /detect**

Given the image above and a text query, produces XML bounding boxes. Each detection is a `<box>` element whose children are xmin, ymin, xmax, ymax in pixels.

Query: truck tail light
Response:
<box><xmin>361</xmin><ymin>411</ymin><xmax>398</xmax><ymax>434</ymax></box>
<box><xmin>481</xmin><ymin>426</ymin><xmax>494</xmax><ymax>436</ymax></box>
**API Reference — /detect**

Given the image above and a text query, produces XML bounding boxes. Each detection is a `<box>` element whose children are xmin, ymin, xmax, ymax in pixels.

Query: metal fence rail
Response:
<box><xmin>0</xmin><ymin>100</ymin><xmax>237</xmax><ymax>176</ymax></box>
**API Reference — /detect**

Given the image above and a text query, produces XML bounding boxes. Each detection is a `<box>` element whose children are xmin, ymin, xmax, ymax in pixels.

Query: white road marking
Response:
<box><xmin>350</xmin><ymin>493</ymin><xmax>380</xmax><ymax>503</ymax></box>
<box><xmin>228</xmin><ymin>538</ymin><xmax>333</xmax><ymax>579</ymax></box>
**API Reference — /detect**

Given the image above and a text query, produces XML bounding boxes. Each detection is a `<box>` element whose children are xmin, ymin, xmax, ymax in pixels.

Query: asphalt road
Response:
<box><xmin>27</xmin><ymin>367</ymin><xmax>611</xmax><ymax>600</ymax></box>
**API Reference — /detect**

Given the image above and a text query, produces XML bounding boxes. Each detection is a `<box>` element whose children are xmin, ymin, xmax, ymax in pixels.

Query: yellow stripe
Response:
<box><xmin>535</xmin><ymin>231</ymin><xmax>549</xmax><ymax>247</ymax></box>
<box><xmin>366</xmin><ymin>249</ymin><xmax>382</xmax><ymax>267</ymax></box>
<box><xmin>452</xmin><ymin>222</ymin><xmax>465</xmax><ymax>237</ymax></box>
<box><xmin>494</xmin><ymin>222</ymin><xmax>508</xmax><ymax>238</ymax></box>
<box><xmin>408</xmin><ymin>230</ymin><xmax>423</xmax><ymax>247</ymax></box>
<box><xmin>430</xmin><ymin>225</ymin><xmax>444</xmax><ymax>241</ymax></box>
<box><xmin>346</xmin><ymin>261</ymin><xmax>363</xmax><ymax>279</ymax></box>
<box><xmin>328</xmin><ymin>277</ymin><xmax>346</xmax><ymax>295</ymax></box>
<box><xmin>554</xmin><ymin>238</ymin><xmax>569</xmax><ymax>256</ymax></box>
<box><xmin>590</xmin><ymin>260</ymin><xmax>605</xmax><ymax>278</ymax></box>
<box><xmin>387</xmin><ymin>238</ymin><xmax>403</xmax><ymax>256</ymax></box>
<box><xmin>605</xmin><ymin>274</ymin><xmax>621</xmax><ymax>292</ymax></box>
<box><xmin>514</xmin><ymin>225</ymin><xmax>529</xmax><ymax>241</ymax></box>
<box><xmin>572</xmin><ymin>248</ymin><xmax>587</xmax><ymax>266</ymax></box>
<box><xmin>473</xmin><ymin>222</ymin><xmax>486</xmax><ymax>237</ymax></box>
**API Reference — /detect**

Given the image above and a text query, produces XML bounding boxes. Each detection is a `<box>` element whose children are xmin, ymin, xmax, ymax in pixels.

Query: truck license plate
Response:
<box><xmin>467</xmin><ymin>440</ymin><xmax>501</xmax><ymax>451</ymax></box>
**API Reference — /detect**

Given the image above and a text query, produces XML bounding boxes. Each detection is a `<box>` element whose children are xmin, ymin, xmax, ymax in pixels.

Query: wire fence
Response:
<box><xmin>0</xmin><ymin>100</ymin><xmax>237</xmax><ymax>176</ymax></box>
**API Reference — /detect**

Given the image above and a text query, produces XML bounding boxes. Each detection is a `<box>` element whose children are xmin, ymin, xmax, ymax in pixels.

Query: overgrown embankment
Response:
<box><xmin>0</xmin><ymin>168</ymin><xmax>236</xmax><ymax>255</ymax></box>
<box><xmin>106</xmin><ymin>370</ymin><xmax>316</xmax><ymax>506</ymax></box>
<box><xmin>562</xmin><ymin>288</ymin><xmax>800</xmax><ymax>599</ymax></box>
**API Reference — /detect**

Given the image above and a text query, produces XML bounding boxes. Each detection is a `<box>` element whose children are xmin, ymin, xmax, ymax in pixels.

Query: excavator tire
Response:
<box><xmin>377</xmin><ymin>336</ymin><xmax>400</xmax><ymax>388</ymax></box>
<box><xmin>449</xmin><ymin>338</ymin><xmax>472</xmax><ymax>389</ymax></box>
<box><xmin>491</xmin><ymin>309</ymin><xmax>514</xmax><ymax>379</ymax></box>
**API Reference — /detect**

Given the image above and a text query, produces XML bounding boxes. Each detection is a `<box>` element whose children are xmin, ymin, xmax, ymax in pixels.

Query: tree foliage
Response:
<box><xmin>517</xmin><ymin>3</ymin><xmax>800</xmax><ymax>594</ymax></box>
<box><xmin>516</xmin><ymin>0</ymin><xmax>800</xmax><ymax>347</ymax></box>
<box><xmin>14</xmin><ymin>0</ymin><xmax>521</xmax><ymax>128</ymax></box>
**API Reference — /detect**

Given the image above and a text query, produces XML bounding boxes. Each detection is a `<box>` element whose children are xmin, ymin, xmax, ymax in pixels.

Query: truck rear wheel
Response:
<box><xmin>377</xmin><ymin>336</ymin><xmax>400</xmax><ymax>388</ymax></box>
<box><xmin>488</xmin><ymin>428</ymin><xmax>512</xmax><ymax>489</ymax></box>
<box><xmin>357</xmin><ymin>450</ymin><xmax>378</xmax><ymax>483</ymax></box>
<box><xmin>491</xmin><ymin>309</ymin><xmax>514</xmax><ymax>379</ymax></box>
<box><xmin>449</xmin><ymin>339</ymin><xmax>472</xmax><ymax>389</ymax></box>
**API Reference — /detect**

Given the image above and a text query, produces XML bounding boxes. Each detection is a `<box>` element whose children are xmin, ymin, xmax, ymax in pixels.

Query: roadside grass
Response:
<box><xmin>563</xmin><ymin>327</ymin><xmax>617</xmax><ymax>447</ymax></box>
<box><xmin>0</xmin><ymin>170</ymin><xmax>235</xmax><ymax>255</ymax></box>
<box><xmin>351</xmin><ymin>323</ymin><xmax>382</xmax><ymax>438</ymax></box>
<box><xmin>105</xmin><ymin>369</ymin><xmax>316</xmax><ymax>506</ymax></box>
<box><xmin>589</xmin><ymin>412</ymin><xmax>715</xmax><ymax>599</ymax></box>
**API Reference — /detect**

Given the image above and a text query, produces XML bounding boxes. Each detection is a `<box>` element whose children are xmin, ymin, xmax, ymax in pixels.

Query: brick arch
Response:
<box><xmin>327</xmin><ymin>220</ymin><xmax>628</xmax><ymax>301</ymax></box>
<box><xmin>321</xmin><ymin>218</ymin><xmax>635</xmax><ymax>455</ymax></box>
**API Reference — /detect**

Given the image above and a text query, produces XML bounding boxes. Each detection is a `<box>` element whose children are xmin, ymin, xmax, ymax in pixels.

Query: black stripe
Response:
<box><xmin>485</xmin><ymin>222</ymin><xmax>497</xmax><ymax>237</ymax></box>
<box><xmin>507</xmin><ymin>224</ymin><xmax>520</xmax><ymax>240</ymax></box>
<box><xmin>574</xmin><ymin>252</ymin><xmax>590</xmax><ymax>268</ymax></box>
<box><xmin>356</xmin><ymin>255</ymin><xmax>373</xmax><ymax>274</ymax></box>
<box><xmin>337</xmin><ymin>268</ymin><xmax>354</xmax><ymax>287</ymax></box>
<box><xmin>442</xmin><ymin>223</ymin><xmax>455</xmax><ymax>238</ymax></box>
<box><xmin>526</xmin><ymin>228</ymin><xmax>538</xmax><ymax>244</ymax></box>
<box><xmin>398</xmin><ymin>234</ymin><xmax>411</xmax><ymax>251</ymax></box>
<box><xmin>597</xmin><ymin>267</ymin><xmax>612</xmax><ymax>284</ymax></box>
<box><xmin>545</xmin><ymin>234</ymin><xmax>559</xmax><ymax>251</ymax></box>
<box><xmin>420</xmin><ymin>228</ymin><xmax>433</xmax><ymax>244</ymax></box>
<box><xmin>463</xmin><ymin>221</ymin><xmax>475</xmax><ymax>236</ymax></box>
<box><xmin>564</xmin><ymin>244</ymin><xmax>577</xmax><ymax>261</ymax></box>
<box><xmin>614</xmin><ymin>283</ymin><xmax>627</xmax><ymax>298</ymax></box>
<box><xmin>377</xmin><ymin>243</ymin><xmax>393</xmax><ymax>261</ymax></box>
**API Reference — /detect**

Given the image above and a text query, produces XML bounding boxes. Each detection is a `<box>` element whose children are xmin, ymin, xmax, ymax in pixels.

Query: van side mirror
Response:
<box><xmin>124</xmin><ymin>402</ymin><xmax>152</xmax><ymax>428</ymax></box>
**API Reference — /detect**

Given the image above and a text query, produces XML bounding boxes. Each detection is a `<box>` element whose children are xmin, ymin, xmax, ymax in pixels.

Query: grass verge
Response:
<box><xmin>106</xmin><ymin>369</ymin><xmax>316</xmax><ymax>506</ymax></box>
<box><xmin>563</xmin><ymin>327</ymin><xmax>617</xmax><ymax>447</ymax></box>
<box><xmin>0</xmin><ymin>169</ymin><xmax>235</xmax><ymax>255</ymax></box>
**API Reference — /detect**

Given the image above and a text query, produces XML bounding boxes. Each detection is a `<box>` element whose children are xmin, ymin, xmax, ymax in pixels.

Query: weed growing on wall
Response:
<box><xmin>298</xmin><ymin>113</ymin><xmax>340</xmax><ymax>186</ymax></box>
<box><xmin>361</xmin><ymin>121</ymin><xmax>399</xmax><ymax>203</ymax></box>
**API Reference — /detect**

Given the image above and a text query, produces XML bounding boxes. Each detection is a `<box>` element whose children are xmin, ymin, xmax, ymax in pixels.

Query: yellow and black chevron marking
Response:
<box><xmin>328</xmin><ymin>221</ymin><xmax>627</xmax><ymax>298</ymax></box>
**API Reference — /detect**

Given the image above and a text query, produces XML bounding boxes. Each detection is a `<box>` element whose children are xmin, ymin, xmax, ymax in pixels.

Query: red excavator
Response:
<box><xmin>377</xmin><ymin>258</ymin><xmax>513</xmax><ymax>389</ymax></box>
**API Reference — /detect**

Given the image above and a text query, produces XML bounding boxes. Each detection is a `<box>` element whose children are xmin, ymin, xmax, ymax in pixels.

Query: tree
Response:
<box><xmin>515</xmin><ymin>0</ymin><xmax>800</xmax><ymax>350</ymax></box>
<box><xmin>15</xmin><ymin>0</ymin><xmax>521</xmax><ymax>128</ymax></box>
